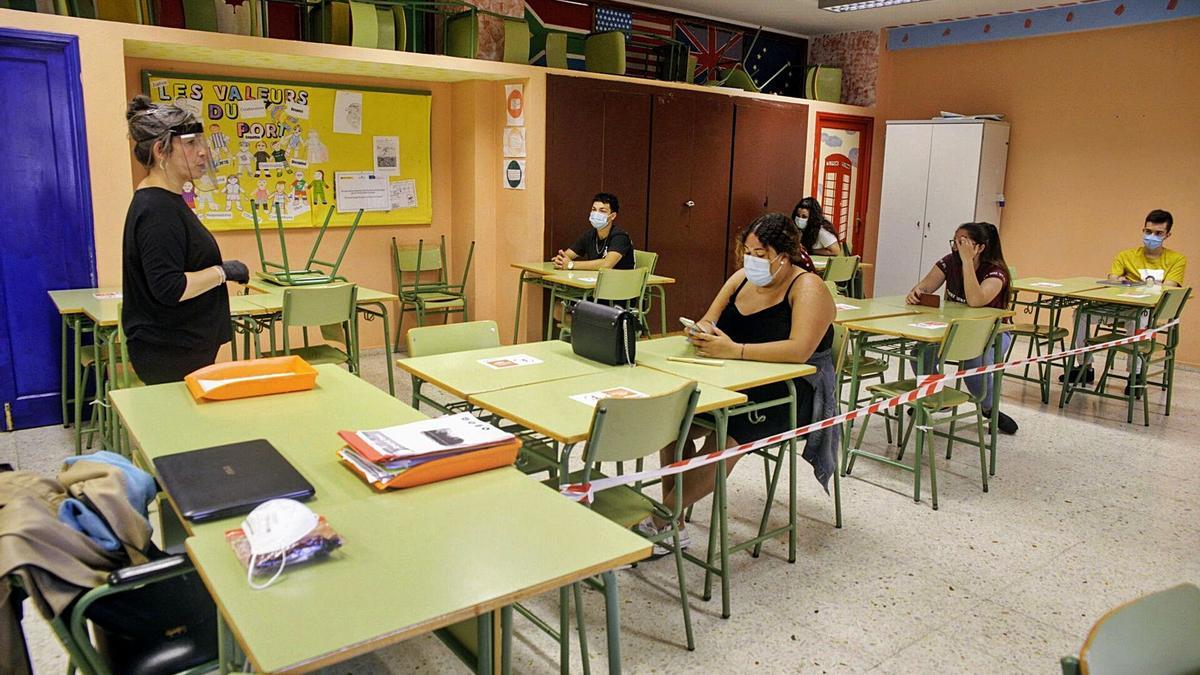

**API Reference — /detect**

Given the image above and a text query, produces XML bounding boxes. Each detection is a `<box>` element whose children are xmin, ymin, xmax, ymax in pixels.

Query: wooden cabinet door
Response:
<box><xmin>545</xmin><ymin>75</ymin><xmax>652</xmax><ymax>257</ymax></box>
<box><xmin>646</xmin><ymin>91</ymin><xmax>733</xmax><ymax>322</ymax></box>
<box><xmin>728</xmin><ymin>99</ymin><xmax>807</xmax><ymax>277</ymax></box>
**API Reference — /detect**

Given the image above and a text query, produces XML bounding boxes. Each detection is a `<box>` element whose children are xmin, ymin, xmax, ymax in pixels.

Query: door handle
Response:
<box><xmin>925</xmin><ymin>222</ymin><xmax>931</xmax><ymax>229</ymax></box>
<box><xmin>685</xmin><ymin>200</ymin><xmax>695</xmax><ymax>208</ymax></box>
<box><xmin>916</xmin><ymin>220</ymin><xmax>921</xmax><ymax>229</ymax></box>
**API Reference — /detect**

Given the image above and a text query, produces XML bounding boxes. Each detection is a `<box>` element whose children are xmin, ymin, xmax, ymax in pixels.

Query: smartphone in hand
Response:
<box><xmin>680</xmin><ymin>317</ymin><xmax>712</xmax><ymax>334</ymax></box>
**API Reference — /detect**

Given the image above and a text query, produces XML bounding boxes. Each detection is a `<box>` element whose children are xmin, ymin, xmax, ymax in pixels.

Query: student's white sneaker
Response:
<box><xmin>633</xmin><ymin>518</ymin><xmax>690</xmax><ymax>559</ymax></box>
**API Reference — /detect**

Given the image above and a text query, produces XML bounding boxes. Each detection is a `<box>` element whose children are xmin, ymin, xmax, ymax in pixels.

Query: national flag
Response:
<box><xmin>742</xmin><ymin>30</ymin><xmax>807</xmax><ymax>97</ymax></box>
<box><xmin>526</xmin><ymin>0</ymin><xmax>591</xmax><ymax>69</ymax></box>
<box><xmin>628</xmin><ymin>9</ymin><xmax>675</xmax><ymax>79</ymax></box>
<box><xmin>676</xmin><ymin>21</ymin><xmax>744</xmax><ymax>84</ymax></box>
<box><xmin>593</xmin><ymin>6</ymin><xmax>632</xmax><ymax>36</ymax></box>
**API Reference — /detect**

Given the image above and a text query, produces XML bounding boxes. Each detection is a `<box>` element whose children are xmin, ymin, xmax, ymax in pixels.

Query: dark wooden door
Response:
<box><xmin>646</xmin><ymin>91</ymin><xmax>733</xmax><ymax>322</ymax></box>
<box><xmin>545</xmin><ymin>75</ymin><xmax>652</xmax><ymax>258</ymax></box>
<box><xmin>727</xmin><ymin>99</ymin><xmax>808</xmax><ymax>276</ymax></box>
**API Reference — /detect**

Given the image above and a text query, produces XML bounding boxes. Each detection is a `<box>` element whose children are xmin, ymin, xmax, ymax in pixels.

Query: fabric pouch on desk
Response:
<box><xmin>570</xmin><ymin>301</ymin><xmax>637</xmax><ymax>366</ymax></box>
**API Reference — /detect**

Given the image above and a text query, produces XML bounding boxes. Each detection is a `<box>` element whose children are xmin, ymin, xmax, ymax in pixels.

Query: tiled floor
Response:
<box><xmin>11</xmin><ymin>347</ymin><xmax>1199</xmax><ymax>674</ymax></box>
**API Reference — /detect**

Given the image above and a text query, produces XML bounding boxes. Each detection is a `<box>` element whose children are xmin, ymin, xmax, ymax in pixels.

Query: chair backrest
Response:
<box><xmin>938</xmin><ymin>317</ymin><xmax>1000</xmax><ymax>365</ymax></box>
<box><xmin>282</xmin><ymin>284</ymin><xmax>357</xmax><ymax>329</ymax></box>
<box><xmin>393</xmin><ymin>238</ymin><xmax>446</xmax><ymax>295</ymax></box>
<box><xmin>1075</xmin><ymin>583</ymin><xmax>1200</xmax><ymax>675</ymax></box>
<box><xmin>444</xmin><ymin>9</ymin><xmax>477</xmax><ymax>59</ymax></box>
<box><xmin>1153</xmin><ymin>286</ymin><xmax>1191</xmax><ymax>324</ymax></box>
<box><xmin>405</xmin><ymin>320</ymin><xmax>500</xmax><ymax>357</ymax></box>
<box><xmin>721</xmin><ymin>65</ymin><xmax>759</xmax><ymax>92</ymax></box>
<box><xmin>584</xmin><ymin>382</ymin><xmax>699</xmax><ymax>465</ymax></box>
<box><xmin>633</xmin><ymin>249</ymin><xmax>659</xmax><ymax>274</ymax></box>
<box><xmin>593</xmin><ymin>267</ymin><xmax>648</xmax><ymax>303</ymax></box>
<box><xmin>502</xmin><ymin>16</ymin><xmax>531</xmax><ymax>64</ymax></box>
<box><xmin>545</xmin><ymin>32</ymin><xmax>568</xmax><ymax>69</ymax></box>
<box><xmin>824</xmin><ymin>280</ymin><xmax>839</xmax><ymax>296</ymax></box>
<box><xmin>831</xmin><ymin>324</ymin><xmax>848</xmax><ymax>376</ymax></box>
<box><xmin>584</xmin><ymin>31</ymin><xmax>626</xmax><ymax>75</ymax></box>
<box><xmin>686</xmin><ymin>53</ymin><xmax>698</xmax><ymax>82</ymax></box>
<box><xmin>822</xmin><ymin>256</ymin><xmax>860</xmax><ymax>284</ymax></box>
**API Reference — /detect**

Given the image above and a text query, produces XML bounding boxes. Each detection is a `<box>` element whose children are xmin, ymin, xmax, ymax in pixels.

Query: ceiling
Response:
<box><xmin>616</xmin><ymin>0</ymin><xmax>1084</xmax><ymax>37</ymax></box>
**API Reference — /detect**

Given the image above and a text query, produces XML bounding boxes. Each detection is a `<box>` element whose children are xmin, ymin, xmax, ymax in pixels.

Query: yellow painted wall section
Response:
<box><xmin>866</xmin><ymin>19</ymin><xmax>1200</xmax><ymax>364</ymax></box>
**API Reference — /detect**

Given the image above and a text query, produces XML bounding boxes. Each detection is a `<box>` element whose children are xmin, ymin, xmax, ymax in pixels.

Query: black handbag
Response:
<box><xmin>570</xmin><ymin>300</ymin><xmax>637</xmax><ymax>366</ymax></box>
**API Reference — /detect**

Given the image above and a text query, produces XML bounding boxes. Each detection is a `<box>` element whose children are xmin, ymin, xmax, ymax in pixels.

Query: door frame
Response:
<box><xmin>810</xmin><ymin>112</ymin><xmax>873</xmax><ymax>257</ymax></box>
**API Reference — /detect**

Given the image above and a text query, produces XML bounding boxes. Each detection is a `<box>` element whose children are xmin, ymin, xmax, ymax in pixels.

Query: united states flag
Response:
<box><xmin>592</xmin><ymin>5</ymin><xmax>676</xmax><ymax>79</ymax></box>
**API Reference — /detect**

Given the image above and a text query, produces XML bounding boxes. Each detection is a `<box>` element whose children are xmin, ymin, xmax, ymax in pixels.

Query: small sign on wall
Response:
<box><xmin>505</xmin><ymin>84</ymin><xmax>525</xmax><ymax>126</ymax></box>
<box><xmin>504</xmin><ymin>159</ymin><xmax>526</xmax><ymax>190</ymax></box>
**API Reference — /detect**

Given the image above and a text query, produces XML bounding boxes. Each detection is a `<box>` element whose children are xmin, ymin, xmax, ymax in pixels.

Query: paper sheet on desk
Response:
<box><xmin>478</xmin><ymin>354</ymin><xmax>543</xmax><ymax>369</ymax></box>
<box><xmin>835</xmin><ymin>303</ymin><xmax>859</xmax><ymax>310</ymax></box>
<box><xmin>910</xmin><ymin>321</ymin><xmax>948</xmax><ymax>330</ymax></box>
<box><xmin>570</xmin><ymin>387</ymin><xmax>647</xmax><ymax>407</ymax></box>
<box><xmin>1029</xmin><ymin>282</ymin><xmax>1063</xmax><ymax>288</ymax></box>
<box><xmin>195</xmin><ymin>372</ymin><xmax>295</xmax><ymax>393</ymax></box>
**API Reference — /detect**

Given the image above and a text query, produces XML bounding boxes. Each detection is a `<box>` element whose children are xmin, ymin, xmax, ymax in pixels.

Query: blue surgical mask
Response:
<box><xmin>794</xmin><ymin>216</ymin><xmax>808</xmax><ymax>228</ymax></box>
<box><xmin>743</xmin><ymin>254</ymin><xmax>781</xmax><ymax>287</ymax></box>
<box><xmin>589</xmin><ymin>211</ymin><xmax>609</xmax><ymax>229</ymax></box>
<box><xmin>1143</xmin><ymin>233</ymin><xmax>1164</xmax><ymax>251</ymax></box>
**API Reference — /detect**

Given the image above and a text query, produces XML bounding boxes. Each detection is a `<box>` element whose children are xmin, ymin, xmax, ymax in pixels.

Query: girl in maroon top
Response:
<box><xmin>906</xmin><ymin>222</ymin><xmax>1017</xmax><ymax>434</ymax></box>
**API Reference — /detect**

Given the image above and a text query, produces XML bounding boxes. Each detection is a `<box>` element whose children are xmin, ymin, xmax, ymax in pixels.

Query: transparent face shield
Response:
<box><xmin>170</xmin><ymin>122</ymin><xmax>219</xmax><ymax>192</ymax></box>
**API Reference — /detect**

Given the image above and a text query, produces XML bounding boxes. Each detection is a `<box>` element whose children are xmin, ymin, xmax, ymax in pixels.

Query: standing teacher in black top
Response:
<box><xmin>122</xmin><ymin>96</ymin><xmax>250</xmax><ymax>385</ymax></box>
<box><xmin>551</xmin><ymin>192</ymin><xmax>635</xmax><ymax>270</ymax></box>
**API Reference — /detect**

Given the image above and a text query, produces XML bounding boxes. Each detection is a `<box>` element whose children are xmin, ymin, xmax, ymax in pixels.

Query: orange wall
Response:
<box><xmin>866</xmin><ymin>18</ymin><xmax>1200</xmax><ymax>364</ymax></box>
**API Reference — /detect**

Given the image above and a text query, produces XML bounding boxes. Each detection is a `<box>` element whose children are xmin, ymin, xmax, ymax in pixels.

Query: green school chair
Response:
<box><xmin>392</xmin><ymin>236</ymin><xmax>475</xmax><ymax>350</ymax></box>
<box><xmin>9</xmin><ymin>555</ymin><xmax>218</xmax><ymax>675</ymax></box>
<box><xmin>1061</xmin><ymin>583</ymin><xmax>1200</xmax><ymax>675</ymax></box>
<box><xmin>1004</xmin><ymin>265</ymin><xmax>1070</xmax><ymax>402</ymax></box>
<box><xmin>846</xmin><ymin>317</ymin><xmax>1001</xmax><ymax>509</ymax></box>
<box><xmin>404</xmin><ymin>319</ymin><xmax>498</xmax><ymax>410</ymax></box>
<box><xmin>584</xmin><ymin>31</ymin><xmax>626</xmax><ymax>75</ymax></box>
<box><xmin>634</xmin><ymin>249</ymin><xmax>668</xmax><ymax>336</ymax></box>
<box><xmin>262</xmin><ymin>284</ymin><xmax>360</xmax><ymax>375</ymax></box>
<box><xmin>545</xmin><ymin>32</ymin><xmax>568</xmax><ymax>68</ymax></box>
<box><xmin>502</xmin><ymin>15</ymin><xmax>531</xmax><ymax>64</ymax></box>
<box><xmin>821</xmin><ymin>255</ymin><xmax>860</xmax><ymax>296</ymax></box>
<box><xmin>1088</xmin><ymin>286</ymin><xmax>1191</xmax><ymax>426</ymax></box>
<box><xmin>832</xmin><ymin>323</ymin><xmax>891</xmax><ymax>439</ymax></box>
<box><xmin>560</xmin><ymin>382</ymin><xmax>701</xmax><ymax>651</ymax></box>
<box><xmin>595</xmin><ymin>267</ymin><xmax>651</xmax><ymax>335</ymax></box>
<box><xmin>444</xmin><ymin>8</ymin><xmax>479</xmax><ymax>59</ymax></box>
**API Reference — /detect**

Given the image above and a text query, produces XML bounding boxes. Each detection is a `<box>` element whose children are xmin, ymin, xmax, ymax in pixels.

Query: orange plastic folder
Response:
<box><xmin>185</xmin><ymin>356</ymin><xmax>318</xmax><ymax>401</ymax></box>
<box><xmin>338</xmin><ymin>440</ymin><xmax>520</xmax><ymax>490</ymax></box>
<box><xmin>336</xmin><ymin>413</ymin><xmax>520</xmax><ymax>490</ymax></box>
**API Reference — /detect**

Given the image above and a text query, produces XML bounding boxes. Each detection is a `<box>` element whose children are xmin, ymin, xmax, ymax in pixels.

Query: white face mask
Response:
<box><xmin>794</xmin><ymin>215</ymin><xmax>808</xmax><ymax>228</ymax></box>
<box><xmin>589</xmin><ymin>211</ymin><xmax>610</xmax><ymax>229</ymax></box>
<box><xmin>241</xmin><ymin>499</ymin><xmax>319</xmax><ymax>590</ymax></box>
<box><xmin>743</xmin><ymin>253</ymin><xmax>782</xmax><ymax>287</ymax></box>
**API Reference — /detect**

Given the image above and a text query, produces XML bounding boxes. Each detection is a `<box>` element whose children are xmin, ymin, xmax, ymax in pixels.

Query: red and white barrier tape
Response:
<box><xmin>559</xmin><ymin>318</ymin><xmax>1180</xmax><ymax>505</ymax></box>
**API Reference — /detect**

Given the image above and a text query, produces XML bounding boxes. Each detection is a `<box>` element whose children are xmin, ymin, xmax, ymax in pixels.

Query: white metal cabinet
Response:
<box><xmin>874</xmin><ymin>119</ymin><xmax>1010</xmax><ymax>297</ymax></box>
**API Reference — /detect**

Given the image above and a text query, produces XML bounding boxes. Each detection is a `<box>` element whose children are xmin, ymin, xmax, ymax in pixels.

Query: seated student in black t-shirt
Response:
<box><xmin>551</xmin><ymin>192</ymin><xmax>635</xmax><ymax>271</ymax></box>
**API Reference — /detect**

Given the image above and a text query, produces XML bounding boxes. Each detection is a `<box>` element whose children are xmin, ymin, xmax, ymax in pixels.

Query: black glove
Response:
<box><xmin>221</xmin><ymin>260</ymin><xmax>250</xmax><ymax>284</ymax></box>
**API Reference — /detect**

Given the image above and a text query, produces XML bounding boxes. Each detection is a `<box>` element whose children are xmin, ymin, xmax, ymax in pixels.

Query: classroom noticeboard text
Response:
<box><xmin>143</xmin><ymin>71</ymin><xmax>433</xmax><ymax>231</ymax></box>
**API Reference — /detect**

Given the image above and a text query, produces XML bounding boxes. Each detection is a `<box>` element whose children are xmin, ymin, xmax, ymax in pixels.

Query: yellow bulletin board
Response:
<box><xmin>142</xmin><ymin>71</ymin><xmax>432</xmax><ymax>231</ymax></box>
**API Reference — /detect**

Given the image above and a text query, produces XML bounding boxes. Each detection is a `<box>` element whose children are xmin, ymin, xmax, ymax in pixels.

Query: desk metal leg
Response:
<box><xmin>60</xmin><ymin>316</ymin><xmax>70</xmax><ymax>427</ymax></box>
<box><xmin>513</xmin><ymin>270</ymin><xmax>528</xmax><ymax>343</ymax></box>
<box><xmin>475</xmin><ymin>610</ymin><xmax>493</xmax><ymax>675</ymax></box>
<box><xmin>359</xmin><ymin>302</ymin><xmax>396</xmax><ymax>396</ymax></box>
<box><xmin>601</xmin><ymin>570</ymin><xmax>622</xmax><ymax>675</ymax></box>
<box><xmin>559</xmin><ymin>586</ymin><xmax>570</xmax><ymax>675</ymax></box>
<box><xmin>988</xmin><ymin>334</ymin><xmax>1003</xmax><ymax>475</ymax></box>
<box><xmin>501</xmin><ymin>605</ymin><xmax>513</xmax><ymax>675</ymax></box>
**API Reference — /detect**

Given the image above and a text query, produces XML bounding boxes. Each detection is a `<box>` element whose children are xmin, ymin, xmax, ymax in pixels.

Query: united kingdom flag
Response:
<box><xmin>676</xmin><ymin>21</ymin><xmax>744</xmax><ymax>83</ymax></box>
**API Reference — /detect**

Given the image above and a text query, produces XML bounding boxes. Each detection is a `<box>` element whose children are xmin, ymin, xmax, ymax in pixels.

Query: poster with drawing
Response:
<box><xmin>503</xmin><ymin>127</ymin><xmax>526</xmax><ymax>158</ymax></box>
<box><xmin>373</xmin><ymin>136</ymin><xmax>400</xmax><ymax>176</ymax></box>
<box><xmin>333</xmin><ymin>90</ymin><xmax>363</xmax><ymax>134</ymax></box>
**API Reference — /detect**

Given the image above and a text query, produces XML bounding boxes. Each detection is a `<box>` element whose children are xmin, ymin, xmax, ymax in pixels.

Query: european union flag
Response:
<box><xmin>744</xmin><ymin>31</ymin><xmax>807</xmax><ymax>97</ymax></box>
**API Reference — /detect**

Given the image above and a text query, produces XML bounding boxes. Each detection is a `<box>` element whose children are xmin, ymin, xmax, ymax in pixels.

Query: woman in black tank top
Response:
<box><xmin>648</xmin><ymin>214</ymin><xmax>836</xmax><ymax>536</ymax></box>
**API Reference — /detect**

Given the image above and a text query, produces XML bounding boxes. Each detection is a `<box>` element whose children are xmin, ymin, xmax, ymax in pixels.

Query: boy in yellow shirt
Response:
<box><xmin>1064</xmin><ymin>209</ymin><xmax>1186</xmax><ymax>384</ymax></box>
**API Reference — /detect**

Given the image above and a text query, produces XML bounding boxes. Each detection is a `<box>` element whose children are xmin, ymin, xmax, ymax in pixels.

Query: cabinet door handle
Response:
<box><xmin>685</xmin><ymin>200</ymin><xmax>695</xmax><ymax>208</ymax></box>
<box><xmin>925</xmin><ymin>222</ymin><xmax>931</xmax><ymax>229</ymax></box>
<box><xmin>916</xmin><ymin>220</ymin><xmax>921</xmax><ymax>229</ymax></box>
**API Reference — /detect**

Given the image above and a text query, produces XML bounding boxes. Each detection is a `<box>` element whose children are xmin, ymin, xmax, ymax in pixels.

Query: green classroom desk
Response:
<box><xmin>509</xmin><ymin>262</ymin><xmax>675</xmax><ymax>342</ymax></box>
<box><xmin>247</xmin><ymin>278</ymin><xmax>399</xmax><ymax>395</ymax></box>
<box><xmin>830</xmin><ymin>296</ymin><xmax>920</xmax><ymax>324</ymax></box>
<box><xmin>1055</xmin><ymin>284</ymin><xmax>1168</xmax><ymax>412</ymax></box>
<box><xmin>396</xmin><ymin>339</ymin><xmax>608</xmax><ymax>412</ymax></box>
<box><xmin>839</xmin><ymin>311</ymin><xmax>1010</xmax><ymax>506</ymax></box>
<box><xmin>49</xmin><ymin>287</ymin><xmax>119</xmax><ymax>434</ymax></box>
<box><xmin>1008</xmin><ymin>277</ymin><xmax>1105</xmax><ymax>403</ymax></box>
<box><xmin>633</xmin><ymin>336</ymin><xmax>821</xmax><ymax>615</ymax></box>
<box><xmin>111</xmin><ymin>365</ymin><xmax>649</xmax><ymax>674</ymax></box>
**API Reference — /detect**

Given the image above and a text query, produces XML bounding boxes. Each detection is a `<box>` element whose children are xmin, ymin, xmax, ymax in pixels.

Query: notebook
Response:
<box><xmin>154</xmin><ymin>439</ymin><xmax>315</xmax><ymax>522</ymax></box>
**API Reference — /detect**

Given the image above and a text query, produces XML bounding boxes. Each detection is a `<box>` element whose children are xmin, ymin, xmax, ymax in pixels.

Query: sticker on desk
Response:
<box><xmin>1118</xmin><ymin>293</ymin><xmax>1153</xmax><ymax>299</ymax></box>
<box><xmin>909</xmin><ymin>321</ymin><xmax>948</xmax><ymax>330</ymax></box>
<box><xmin>570</xmin><ymin>387</ymin><xmax>648</xmax><ymax>406</ymax></box>
<box><xmin>478</xmin><ymin>354</ymin><xmax>543</xmax><ymax>370</ymax></box>
<box><xmin>1029</xmin><ymin>282</ymin><xmax>1063</xmax><ymax>288</ymax></box>
<box><xmin>835</xmin><ymin>303</ymin><xmax>860</xmax><ymax>311</ymax></box>
<box><xmin>93</xmin><ymin>291</ymin><xmax>122</xmax><ymax>300</ymax></box>
<box><xmin>574</xmin><ymin>275</ymin><xmax>597</xmax><ymax>283</ymax></box>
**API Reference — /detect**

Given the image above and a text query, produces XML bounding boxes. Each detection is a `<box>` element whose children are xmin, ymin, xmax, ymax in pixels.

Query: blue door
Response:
<box><xmin>0</xmin><ymin>28</ymin><xmax>96</xmax><ymax>430</ymax></box>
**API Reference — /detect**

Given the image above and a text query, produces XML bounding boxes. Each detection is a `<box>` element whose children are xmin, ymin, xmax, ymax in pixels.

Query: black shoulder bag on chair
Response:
<box><xmin>570</xmin><ymin>300</ymin><xmax>637</xmax><ymax>366</ymax></box>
